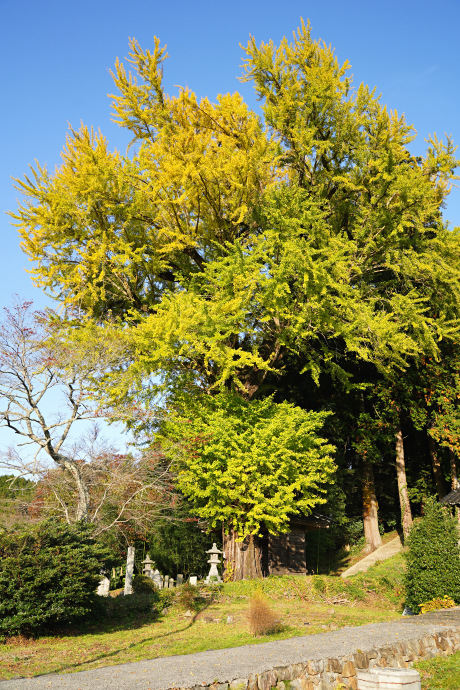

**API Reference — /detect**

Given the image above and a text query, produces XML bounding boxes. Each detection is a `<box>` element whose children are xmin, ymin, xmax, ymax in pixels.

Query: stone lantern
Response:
<box><xmin>142</xmin><ymin>554</ymin><xmax>155</xmax><ymax>578</ymax></box>
<box><xmin>205</xmin><ymin>542</ymin><xmax>222</xmax><ymax>583</ymax></box>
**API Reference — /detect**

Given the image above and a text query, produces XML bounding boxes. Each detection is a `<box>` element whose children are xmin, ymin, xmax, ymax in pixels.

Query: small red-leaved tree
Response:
<box><xmin>29</xmin><ymin>446</ymin><xmax>178</xmax><ymax>541</ymax></box>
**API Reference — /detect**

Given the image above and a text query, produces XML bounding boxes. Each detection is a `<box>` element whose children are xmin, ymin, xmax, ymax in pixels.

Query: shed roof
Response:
<box><xmin>440</xmin><ymin>487</ymin><xmax>460</xmax><ymax>505</ymax></box>
<box><xmin>290</xmin><ymin>511</ymin><xmax>333</xmax><ymax>528</ymax></box>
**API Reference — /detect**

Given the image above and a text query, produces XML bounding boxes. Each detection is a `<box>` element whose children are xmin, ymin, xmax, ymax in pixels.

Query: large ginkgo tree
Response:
<box><xmin>11</xmin><ymin>21</ymin><xmax>460</xmax><ymax>576</ymax></box>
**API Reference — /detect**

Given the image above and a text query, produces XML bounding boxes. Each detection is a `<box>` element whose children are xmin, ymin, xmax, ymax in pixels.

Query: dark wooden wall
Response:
<box><xmin>268</xmin><ymin>529</ymin><xmax>307</xmax><ymax>575</ymax></box>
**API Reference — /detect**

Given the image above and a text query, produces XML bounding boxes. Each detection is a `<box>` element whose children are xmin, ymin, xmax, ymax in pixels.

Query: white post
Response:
<box><xmin>124</xmin><ymin>546</ymin><xmax>135</xmax><ymax>595</ymax></box>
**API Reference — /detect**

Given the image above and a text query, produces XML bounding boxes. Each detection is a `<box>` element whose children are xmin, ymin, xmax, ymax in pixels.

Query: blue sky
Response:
<box><xmin>1</xmin><ymin>0</ymin><xmax>460</xmax><ymax>462</ymax></box>
<box><xmin>2</xmin><ymin>0</ymin><xmax>460</xmax><ymax>308</ymax></box>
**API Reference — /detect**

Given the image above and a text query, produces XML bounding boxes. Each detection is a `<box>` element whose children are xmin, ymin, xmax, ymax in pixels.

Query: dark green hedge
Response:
<box><xmin>0</xmin><ymin>520</ymin><xmax>116</xmax><ymax>636</ymax></box>
<box><xmin>404</xmin><ymin>496</ymin><xmax>460</xmax><ymax>611</ymax></box>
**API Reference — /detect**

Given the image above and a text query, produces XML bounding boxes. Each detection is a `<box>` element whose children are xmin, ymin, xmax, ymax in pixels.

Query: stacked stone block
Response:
<box><xmin>183</xmin><ymin>627</ymin><xmax>460</xmax><ymax>690</ymax></box>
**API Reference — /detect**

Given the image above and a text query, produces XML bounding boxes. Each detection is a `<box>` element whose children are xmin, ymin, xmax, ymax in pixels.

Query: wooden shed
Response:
<box><xmin>261</xmin><ymin>513</ymin><xmax>332</xmax><ymax>576</ymax></box>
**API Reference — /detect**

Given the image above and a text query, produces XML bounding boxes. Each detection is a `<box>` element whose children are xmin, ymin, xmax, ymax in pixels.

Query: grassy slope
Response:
<box><xmin>0</xmin><ymin>555</ymin><xmax>406</xmax><ymax>681</ymax></box>
<box><xmin>415</xmin><ymin>650</ymin><xmax>460</xmax><ymax>689</ymax></box>
<box><xmin>335</xmin><ymin>529</ymin><xmax>402</xmax><ymax>574</ymax></box>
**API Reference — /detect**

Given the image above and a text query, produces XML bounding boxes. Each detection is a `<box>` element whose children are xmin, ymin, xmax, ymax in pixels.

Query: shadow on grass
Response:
<box><xmin>37</xmin><ymin>592</ymin><xmax>219</xmax><ymax>678</ymax></box>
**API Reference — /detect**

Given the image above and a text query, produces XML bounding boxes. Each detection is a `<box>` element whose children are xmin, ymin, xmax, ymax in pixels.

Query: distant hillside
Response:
<box><xmin>0</xmin><ymin>474</ymin><xmax>35</xmax><ymax>527</ymax></box>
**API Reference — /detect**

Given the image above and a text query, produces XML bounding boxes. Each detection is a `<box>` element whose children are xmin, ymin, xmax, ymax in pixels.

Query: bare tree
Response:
<box><xmin>0</xmin><ymin>300</ymin><xmax>176</xmax><ymax>532</ymax></box>
<box><xmin>25</xmin><ymin>437</ymin><xmax>178</xmax><ymax>540</ymax></box>
<box><xmin>0</xmin><ymin>300</ymin><xmax>100</xmax><ymax>519</ymax></box>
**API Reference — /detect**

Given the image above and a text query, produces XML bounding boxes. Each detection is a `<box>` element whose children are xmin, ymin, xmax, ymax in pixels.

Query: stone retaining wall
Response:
<box><xmin>184</xmin><ymin>627</ymin><xmax>460</xmax><ymax>690</ymax></box>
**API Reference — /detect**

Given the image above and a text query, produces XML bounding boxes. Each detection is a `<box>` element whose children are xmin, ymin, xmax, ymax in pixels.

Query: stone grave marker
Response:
<box><xmin>124</xmin><ymin>546</ymin><xmax>135</xmax><ymax>595</ymax></box>
<box><xmin>97</xmin><ymin>576</ymin><xmax>110</xmax><ymax>597</ymax></box>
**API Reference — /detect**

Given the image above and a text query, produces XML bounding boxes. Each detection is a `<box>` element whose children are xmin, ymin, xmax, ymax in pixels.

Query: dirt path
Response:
<box><xmin>340</xmin><ymin>536</ymin><xmax>403</xmax><ymax>578</ymax></box>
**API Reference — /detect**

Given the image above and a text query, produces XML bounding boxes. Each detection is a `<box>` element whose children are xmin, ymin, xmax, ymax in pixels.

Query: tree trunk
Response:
<box><xmin>223</xmin><ymin>529</ymin><xmax>263</xmax><ymax>580</ymax></box>
<box><xmin>60</xmin><ymin>456</ymin><xmax>90</xmax><ymax>522</ymax></box>
<box><xmin>362</xmin><ymin>457</ymin><xmax>382</xmax><ymax>554</ymax></box>
<box><xmin>449</xmin><ymin>447</ymin><xmax>459</xmax><ymax>490</ymax></box>
<box><xmin>428</xmin><ymin>434</ymin><xmax>447</xmax><ymax>498</ymax></box>
<box><xmin>395</xmin><ymin>426</ymin><xmax>413</xmax><ymax>539</ymax></box>
<box><xmin>448</xmin><ymin>447</ymin><xmax>460</xmax><ymax>524</ymax></box>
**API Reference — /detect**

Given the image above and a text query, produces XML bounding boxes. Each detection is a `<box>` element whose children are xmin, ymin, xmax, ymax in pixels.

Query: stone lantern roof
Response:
<box><xmin>142</xmin><ymin>554</ymin><xmax>155</xmax><ymax>575</ymax></box>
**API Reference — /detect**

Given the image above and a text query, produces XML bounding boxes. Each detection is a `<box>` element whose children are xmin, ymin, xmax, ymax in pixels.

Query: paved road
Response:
<box><xmin>340</xmin><ymin>536</ymin><xmax>403</xmax><ymax>578</ymax></box>
<box><xmin>1</xmin><ymin>609</ymin><xmax>459</xmax><ymax>690</ymax></box>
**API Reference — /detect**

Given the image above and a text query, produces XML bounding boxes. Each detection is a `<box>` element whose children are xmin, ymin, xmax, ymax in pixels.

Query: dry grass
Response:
<box><xmin>247</xmin><ymin>594</ymin><xmax>280</xmax><ymax>636</ymax></box>
<box><xmin>0</xmin><ymin>558</ymin><xmax>406</xmax><ymax>680</ymax></box>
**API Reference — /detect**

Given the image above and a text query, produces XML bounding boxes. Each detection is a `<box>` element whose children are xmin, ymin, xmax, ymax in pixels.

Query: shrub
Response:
<box><xmin>157</xmin><ymin>588</ymin><xmax>176</xmax><ymax>610</ymax></box>
<box><xmin>131</xmin><ymin>575</ymin><xmax>177</xmax><ymax>609</ymax></box>
<box><xmin>404</xmin><ymin>497</ymin><xmax>460</xmax><ymax>612</ymax></box>
<box><xmin>312</xmin><ymin>576</ymin><xmax>328</xmax><ymax>595</ymax></box>
<box><xmin>97</xmin><ymin>592</ymin><xmax>157</xmax><ymax>620</ymax></box>
<box><xmin>419</xmin><ymin>595</ymin><xmax>456</xmax><ymax>614</ymax></box>
<box><xmin>95</xmin><ymin>585</ymin><xmax>174</xmax><ymax>622</ymax></box>
<box><xmin>247</xmin><ymin>594</ymin><xmax>280</xmax><ymax>636</ymax></box>
<box><xmin>132</xmin><ymin>574</ymin><xmax>158</xmax><ymax>594</ymax></box>
<box><xmin>0</xmin><ymin>520</ymin><xmax>116</xmax><ymax>636</ymax></box>
<box><xmin>176</xmin><ymin>582</ymin><xmax>201</xmax><ymax>610</ymax></box>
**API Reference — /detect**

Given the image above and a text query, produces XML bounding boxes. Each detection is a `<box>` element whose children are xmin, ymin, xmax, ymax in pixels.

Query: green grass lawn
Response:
<box><xmin>0</xmin><ymin>556</ymin><xmax>406</xmax><ymax>681</ymax></box>
<box><xmin>415</xmin><ymin>650</ymin><xmax>460</xmax><ymax>689</ymax></box>
<box><xmin>0</xmin><ymin>598</ymin><xmax>399</xmax><ymax>680</ymax></box>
